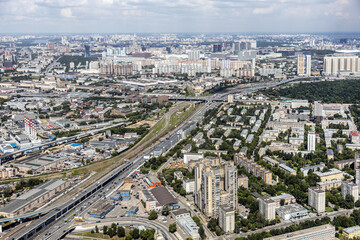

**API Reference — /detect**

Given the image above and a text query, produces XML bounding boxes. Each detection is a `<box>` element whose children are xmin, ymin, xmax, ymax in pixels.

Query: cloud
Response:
<box><xmin>60</xmin><ymin>8</ymin><xmax>73</xmax><ymax>18</ymax></box>
<box><xmin>253</xmin><ymin>6</ymin><xmax>275</xmax><ymax>14</ymax></box>
<box><xmin>0</xmin><ymin>0</ymin><xmax>359</xmax><ymax>32</ymax></box>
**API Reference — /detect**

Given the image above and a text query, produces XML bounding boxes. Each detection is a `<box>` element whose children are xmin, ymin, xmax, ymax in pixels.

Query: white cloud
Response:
<box><xmin>253</xmin><ymin>6</ymin><xmax>275</xmax><ymax>14</ymax></box>
<box><xmin>60</xmin><ymin>8</ymin><xmax>73</xmax><ymax>18</ymax></box>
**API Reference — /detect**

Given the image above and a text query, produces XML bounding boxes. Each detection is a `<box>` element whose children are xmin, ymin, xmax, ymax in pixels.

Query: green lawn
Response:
<box><xmin>141</xmin><ymin>118</ymin><xmax>166</xmax><ymax>143</ymax></box>
<box><xmin>74</xmin><ymin>231</ymin><xmax>124</xmax><ymax>239</ymax></box>
<box><xmin>168</xmin><ymin>104</ymin><xmax>196</xmax><ymax>129</ymax></box>
<box><xmin>325</xmin><ymin>206</ymin><xmax>334</xmax><ymax>212</ymax></box>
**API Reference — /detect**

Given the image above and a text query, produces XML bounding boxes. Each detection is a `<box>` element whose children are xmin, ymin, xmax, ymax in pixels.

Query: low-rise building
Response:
<box><xmin>172</xmin><ymin>209</ymin><xmax>200</xmax><ymax>240</ymax></box>
<box><xmin>0</xmin><ymin>179</ymin><xmax>70</xmax><ymax>218</ymax></box>
<box><xmin>145</xmin><ymin>175</ymin><xmax>162</xmax><ymax>188</ymax></box>
<box><xmin>182</xmin><ymin>178</ymin><xmax>195</xmax><ymax>194</ymax></box>
<box><xmin>314</xmin><ymin>168</ymin><xmax>344</xmax><ymax>182</ymax></box>
<box><xmin>276</xmin><ymin>203</ymin><xmax>308</xmax><ymax>221</ymax></box>
<box><xmin>264</xmin><ymin>224</ymin><xmax>335</xmax><ymax>240</ymax></box>
<box><xmin>269</xmin><ymin>193</ymin><xmax>296</xmax><ymax>207</ymax></box>
<box><xmin>316</xmin><ymin>179</ymin><xmax>342</xmax><ymax>191</ymax></box>
<box><xmin>343</xmin><ymin>225</ymin><xmax>360</xmax><ymax>239</ymax></box>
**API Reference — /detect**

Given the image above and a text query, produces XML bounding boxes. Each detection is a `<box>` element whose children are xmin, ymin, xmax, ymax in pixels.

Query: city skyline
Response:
<box><xmin>0</xmin><ymin>0</ymin><xmax>360</xmax><ymax>33</ymax></box>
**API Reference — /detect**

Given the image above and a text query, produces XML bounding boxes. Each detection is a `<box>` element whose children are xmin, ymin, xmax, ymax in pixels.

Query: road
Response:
<box><xmin>8</xmin><ymin>101</ymin><xmax>211</xmax><ymax>240</ymax></box>
<box><xmin>70</xmin><ymin>217</ymin><xmax>176</xmax><ymax>240</ymax></box>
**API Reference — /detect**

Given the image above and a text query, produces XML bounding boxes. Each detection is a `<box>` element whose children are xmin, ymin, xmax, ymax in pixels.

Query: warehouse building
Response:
<box><xmin>140</xmin><ymin>186</ymin><xmax>178</xmax><ymax>212</ymax></box>
<box><xmin>0</xmin><ymin>179</ymin><xmax>71</xmax><ymax>218</ymax></box>
<box><xmin>88</xmin><ymin>200</ymin><xmax>115</xmax><ymax>219</ymax></box>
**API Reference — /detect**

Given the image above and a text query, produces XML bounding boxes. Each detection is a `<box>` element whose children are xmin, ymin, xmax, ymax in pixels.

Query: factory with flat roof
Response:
<box><xmin>0</xmin><ymin>179</ymin><xmax>71</xmax><ymax>218</ymax></box>
<box><xmin>140</xmin><ymin>186</ymin><xmax>178</xmax><ymax>212</ymax></box>
<box><xmin>88</xmin><ymin>200</ymin><xmax>115</xmax><ymax>219</ymax></box>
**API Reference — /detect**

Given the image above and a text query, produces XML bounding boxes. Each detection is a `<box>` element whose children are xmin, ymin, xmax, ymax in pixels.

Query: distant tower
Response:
<box><xmin>84</xmin><ymin>45</ymin><xmax>90</xmax><ymax>58</ymax></box>
<box><xmin>308</xmin><ymin>131</ymin><xmax>316</xmax><ymax>152</ymax></box>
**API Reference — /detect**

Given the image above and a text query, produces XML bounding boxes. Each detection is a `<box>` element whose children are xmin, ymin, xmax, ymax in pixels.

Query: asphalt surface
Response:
<box><xmin>10</xmin><ymin>102</ymin><xmax>211</xmax><ymax>240</ymax></box>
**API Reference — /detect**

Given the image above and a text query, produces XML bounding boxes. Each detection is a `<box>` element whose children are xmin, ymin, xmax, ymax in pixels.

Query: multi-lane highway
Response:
<box><xmin>9</xmin><ymin>101</ymin><xmax>211</xmax><ymax>240</ymax></box>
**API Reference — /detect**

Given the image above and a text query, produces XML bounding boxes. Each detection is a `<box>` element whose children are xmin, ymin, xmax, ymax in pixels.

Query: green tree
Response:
<box><xmin>132</xmin><ymin>228</ymin><xmax>140</xmax><ymax>239</ymax></box>
<box><xmin>169</xmin><ymin>223</ymin><xmax>177</xmax><ymax>233</ymax></box>
<box><xmin>162</xmin><ymin>205</ymin><xmax>170</xmax><ymax>216</ymax></box>
<box><xmin>125</xmin><ymin>233</ymin><xmax>133</xmax><ymax>240</ymax></box>
<box><xmin>117</xmin><ymin>226</ymin><xmax>125</xmax><ymax>237</ymax></box>
<box><xmin>148</xmin><ymin>210</ymin><xmax>158</xmax><ymax>220</ymax></box>
<box><xmin>103</xmin><ymin>225</ymin><xmax>108</xmax><ymax>235</ymax></box>
<box><xmin>108</xmin><ymin>228</ymin><xmax>114</xmax><ymax>238</ymax></box>
<box><xmin>95</xmin><ymin>225</ymin><xmax>99</xmax><ymax>233</ymax></box>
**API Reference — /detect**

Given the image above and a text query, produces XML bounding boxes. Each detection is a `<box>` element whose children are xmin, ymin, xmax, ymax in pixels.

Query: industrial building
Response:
<box><xmin>88</xmin><ymin>200</ymin><xmax>115</xmax><ymax>219</ymax></box>
<box><xmin>145</xmin><ymin>175</ymin><xmax>162</xmax><ymax>188</ymax></box>
<box><xmin>140</xmin><ymin>186</ymin><xmax>178</xmax><ymax>212</ymax></box>
<box><xmin>0</xmin><ymin>179</ymin><xmax>71</xmax><ymax>218</ymax></box>
<box><xmin>118</xmin><ymin>182</ymin><xmax>133</xmax><ymax>200</ymax></box>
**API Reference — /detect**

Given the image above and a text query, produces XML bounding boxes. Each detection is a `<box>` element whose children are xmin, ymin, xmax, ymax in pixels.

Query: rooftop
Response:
<box><xmin>343</xmin><ymin>225</ymin><xmax>360</xmax><ymax>234</ymax></box>
<box><xmin>150</xmin><ymin>186</ymin><xmax>177</xmax><ymax>206</ymax></box>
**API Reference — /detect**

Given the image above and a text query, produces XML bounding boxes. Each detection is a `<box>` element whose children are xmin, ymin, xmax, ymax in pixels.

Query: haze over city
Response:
<box><xmin>0</xmin><ymin>0</ymin><xmax>360</xmax><ymax>33</ymax></box>
<box><xmin>1</xmin><ymin>0</ymin><xmax>360</xmax><ymax>240</ymax></box>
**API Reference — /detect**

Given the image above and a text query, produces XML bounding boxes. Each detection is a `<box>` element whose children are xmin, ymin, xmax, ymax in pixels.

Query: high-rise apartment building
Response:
<box><xmin>324</xmin><ymin>54</ymin><xmax>360</xmax><ymax>75</ymax></box>
<box><xmin>354</xmin><ymin>152</ymin><xmax>360</xmax><ymax>192</ymax></box>
<box><xmin>100</xmin><ymin>62</ymin><xmax>133</xmax><ymax>76</ymax></box>
<box><xmin>307</xmin><ymin>131</ymin><xmax>316</xmax><ymax>152</ymax></box>
<box><xmin>219</xmin><ymin>205</ymin><xmax>235</xmax><ymax>233</ymax></box>
<box><xmin>194</xmin><ymin>160</ymin><xmax>238</xmax><ymax>218</ymax></box>
<box><xmin>342</xmin><ymin>181</ymin><xmax>359</xmax><ymax>202</ymax></box>
<box><xmin>297</xmin><ymin>54</ymin><xmax>311</xmax><ymax>76</ymax></box>
<box><xmin>308</xmin><ymin>187</ymin><xmax>325</xmax><ymax>213</ymax></box>
<box><xmin>187</xmin><ymin>50</ymin><xmax>200</xmax><ymax>60</ymax></box>
<box><xmin>259</xmin><ymin>197</ymin><xmax>276</xmax><ymax>220</ymax></box>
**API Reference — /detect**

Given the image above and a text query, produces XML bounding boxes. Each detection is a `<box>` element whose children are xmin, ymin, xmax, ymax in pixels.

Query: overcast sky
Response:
<box><xmin>0</xmin><ymin>0</ymin><xmax>359</xmax><ymax>33</ymax></box>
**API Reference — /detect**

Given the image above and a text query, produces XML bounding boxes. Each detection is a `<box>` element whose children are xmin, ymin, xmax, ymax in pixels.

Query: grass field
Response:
<box><xmin>74</xmin><ymin>231</ymin><xmax>124</xmax><ymax>239</ymax></box>
<box><xmin>168</xmin><ymin>104</ymin><xmax>195</xmax><ymax>130</ymax></box>
<box><xmin>141</xmin><ymin>118</ymin><xmax>166</xmax><ymax>143</ymax></box>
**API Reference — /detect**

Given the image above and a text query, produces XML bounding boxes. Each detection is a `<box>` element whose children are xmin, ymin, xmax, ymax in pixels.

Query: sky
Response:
<box><xmin>0</xmin><ymin>0</ymin><xmax>359</xmax><ymax>33</ymax></box>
